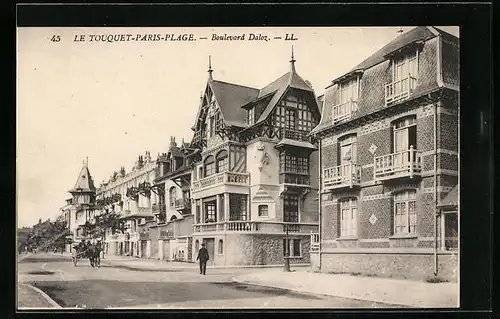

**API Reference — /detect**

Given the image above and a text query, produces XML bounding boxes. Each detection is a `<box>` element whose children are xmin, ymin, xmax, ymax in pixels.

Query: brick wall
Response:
<box><xmin>418</xmin><ymin>192</ymin><xmax>435</xmax><ymax>237</ymax></box>
<box><xmin>417</xmin><ymin>114</ymin><xmax>435</xmax><ymax>153</ymax></box>
<box><xmin>438</xmin><ymin>153</ymin><xmax>458</xmax><ymax>171</ymax></box>
<box><xmin>359</xmin><ymin>196</ymin><xmax>392</xmax><ymax>239</ymax></box>
<box><xmin>321</xmin><ymin>142</ymin><xmax>338</xmax><ymax>168</ymax></box>
<box><xmin>439</xmin><ymin>113</ymin><xmax>458</xmax><ymax>152</ymax></box>
<box><xmin>359</xmin><ymin>127</ymin><xmax>391</xmax><ymax>166</ymax></box>
<box><xmin>442</xmin><ymin>38</ymin><xmax>460</xmax><ymax>87</ymax></box>
<box><xmin>321</xmin><ymin>202</ymin><xmax>338</xmax><ymax>240</ymax></box>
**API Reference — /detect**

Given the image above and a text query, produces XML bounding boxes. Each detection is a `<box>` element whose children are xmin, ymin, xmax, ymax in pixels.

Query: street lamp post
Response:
<box><xmin>284</xmin><ymin>224</ymin><xmax>291</xmax><ymax>272</ymax></box>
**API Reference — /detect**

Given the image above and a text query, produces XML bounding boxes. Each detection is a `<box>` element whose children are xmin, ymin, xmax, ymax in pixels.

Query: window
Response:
<box><xmin>393</xmin><ymin>117</ymin><xmax>416</xmax><ymax>152</ymax></box>
<box><xmin>195</xmin><ymin>240</ymin><xmax>199</xmax><ymax>252</ymax></box>
<box><xmin>273</xmin><ymin>95</ymin><xmax>315</xmax><ymax>131</ymax></box>
<box><xmin>196</xmin><ymin>201</ymin><xmax>201</xmax><ymax>223</ymax></box>
<box><xmin>247</xmin><ymin>108</ymin><xmax>255</xmax><ymax>125</ymax></box>
<box><xmin>280</xmin><ymin>153</ymin><xmax>309</xmax><ymax>174</ymax></box>
<box><xmin>258</xmin><ymin>205</ymin><xmax>269</xmax><ymax>217</ymax></box>
<box><xmin>340</xmin><ymin>198</ymin><xmax>358</xmax><ymax>237</ymax></box>
<box><xmin>169</xmin><ymin>187</ymin><xmax>177</xmax><ymax>207</ymax></box>
<box><xmin>230</xmin><ymin>194</ymin><xmax>248</xmax><ymax>221</ymax></box>
<box><xmin>444</xmin><ymin>212</ymin><xmax>458</xmax><ymax>250</ymax></box>
<box><xmin>216</xmin><ymin>150</ymin><xmax>228</xmax><ymax>173</ymax></box>
<box><xmin>218</xmin><ymin>239</ymin><xmax>224</xmax><ymax>254</ymax></box>
<box><xmin>394</xmin><ymin>51</ymin><xmax>418</xmax><ymax>81</ymax></box>
<box><xmin>283</xmin><ymin>239</ymin><xmax>301</xmax><ymax>257</ymax></box>
<box><xmin>339</xmin><ymin>77</ymin><xmax>359</xmax><ymax>105</ymax></box>
<box><xmin>283</xmin><ymin>194</ymin><xmax>299</xmax><ymax>222</ymax></box>
<box><xmin>393</xmin><ymin>117</ymin><xmax>417</xmax><ymax>166</ymax></box>
<box><xmin>204</xmin><ymin>200</ymin><xmax>217</xmax><ymax>223</ymax></box>
<box><xmin>393</xmin><ymin>190</ymin><xmax>417</xmax><ymax>235</ymax></box>
<box><xmin>285</xmin><ymin>108</ymin><xmax>296</xmax><ymax>130</ymax></box>
<box><xmin>204</xmin><ymin>155</ymin><xmax>215</xmax><ymax>177</ymax></box>
<box><xmin>339</xmin><ymin>135</ymin><xmax>357</xmax><ymax>165</ymax></box>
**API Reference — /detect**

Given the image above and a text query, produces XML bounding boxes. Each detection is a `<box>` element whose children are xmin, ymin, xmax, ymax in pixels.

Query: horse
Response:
<box><xmin>88</xmin><ymin>241</ymin><xmax>103</xmax><ymax>268</ymax></box>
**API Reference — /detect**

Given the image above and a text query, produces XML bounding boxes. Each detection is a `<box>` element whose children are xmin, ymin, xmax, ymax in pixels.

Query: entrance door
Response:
<box><xmin>204</xmin><ymin>238</ymin><xmax>215</xmax><ymax>266</ymax></box>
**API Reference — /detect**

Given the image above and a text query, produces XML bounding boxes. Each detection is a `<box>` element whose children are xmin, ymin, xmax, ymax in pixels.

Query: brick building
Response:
<box><xmin>310</xmin><ymin>27</ymin><xmax>459</xmax><ymax>281</ymax></box>
<box><xmin>187</xmin><ymin>54</ymin><xmax>319</xmax><ymax>266</ymax></box>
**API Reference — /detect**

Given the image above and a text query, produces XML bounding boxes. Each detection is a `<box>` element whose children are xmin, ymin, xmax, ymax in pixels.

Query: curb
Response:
<box><xmin>230</xmin><ymin>278</ymin><xmax>414</xmax><ymax>308</ymax></box>
<box><xmin>20</xmin><ymin>283</ymin><xmax>62</xmax><ymax>309</ymax></box>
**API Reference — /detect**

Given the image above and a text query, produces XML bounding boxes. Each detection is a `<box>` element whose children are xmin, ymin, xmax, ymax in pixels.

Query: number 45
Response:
<box><xmin>51</xmin><ymin>35</ymin><xmax>61</xmax><ymax>42</ymax></box>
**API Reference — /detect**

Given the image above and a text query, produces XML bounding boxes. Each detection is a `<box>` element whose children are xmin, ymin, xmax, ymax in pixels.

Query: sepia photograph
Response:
<box><xmin>17</xmin><ymin>25</ymin><xmax>460</xmax><ymax>310</ymax></box>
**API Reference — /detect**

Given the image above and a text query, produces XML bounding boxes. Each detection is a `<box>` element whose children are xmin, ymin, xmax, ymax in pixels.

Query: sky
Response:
<box><xmin>17</xmin><ymin>26</ymin><xmax>459</xmax><ymax>228</ymax></box>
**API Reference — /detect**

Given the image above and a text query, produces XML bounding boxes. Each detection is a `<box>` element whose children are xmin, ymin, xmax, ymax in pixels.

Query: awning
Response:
<box><xmin>275</xmin><ymin>139</ymin><xmax>318</xmax><ymax>150</ymax></box>
<box><xmin>437</xmin><ymin>185</ymin><xmax>458</xmax><ymax>209</ymax></box>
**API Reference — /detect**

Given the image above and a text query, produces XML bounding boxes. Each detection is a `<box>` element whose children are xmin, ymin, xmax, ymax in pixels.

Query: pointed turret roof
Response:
<box><xmin>69</xmin><ymin>158</ymin><xmax>96</xmax><ymax>193</ymax></box>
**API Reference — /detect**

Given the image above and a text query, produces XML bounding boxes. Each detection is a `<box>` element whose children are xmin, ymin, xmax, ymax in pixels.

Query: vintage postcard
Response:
<box><xmin>17</xmin><ymin>25</ymin><xmax>459</xmax><ymax>310</ymax></box>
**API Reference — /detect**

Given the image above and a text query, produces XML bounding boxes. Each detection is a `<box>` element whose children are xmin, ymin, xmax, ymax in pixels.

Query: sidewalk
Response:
<box><xmin>232</xmin><ymin>268</ymin><xmax>459</xmax><ymax>308</ymax></box>
<box><xmin>100</xmin><ymin>254</ymin><xmax>309</xmax><ymax>271</ymax></box>
<box><xmin>18</xmin><ymin>283</ymin><xmax>61</xmax><ymax>309</ymax></box>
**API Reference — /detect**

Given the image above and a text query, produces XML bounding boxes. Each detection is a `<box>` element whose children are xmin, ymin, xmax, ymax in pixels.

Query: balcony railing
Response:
<box><xmin>374</xmin><ymin>146</ymin><xmax>422</xmax><ymax>181</ymax></box>
<box><xmin>332</xmin><ymin>100</ymin><xmax>358</xmax><ymax>124</ymax></box>
<box><xmin>385</xmin><ymin>74</ymin><xmax>417</xmax><ymax>106</ymax></box>
<box><xmin>174</xmin><ymin>198</ymin><xmax>191</xmax><ymax>210</ymax></box>
<box><xmin>279</xmin><ymin>173</ymin><xmax>310</xmax><ymax>186</ymax></box>
<box><xmin>193</xmin><ymin>221</ymin><xmax>317</xmax><ymax>233</ymax></box>
<box><xmin>192</xmin><ymin>171</ymin><xmax>250</xmax><ymax>192</ymax></box>
<box><xmin>280</xmin><ymin>128</ymin><xmax>311</xmax><ymax>142</ymax></box>
<box><xmin>323</xmin><ymin>163</ymin><xmax>361</xmax><ymax>190</ymax></box>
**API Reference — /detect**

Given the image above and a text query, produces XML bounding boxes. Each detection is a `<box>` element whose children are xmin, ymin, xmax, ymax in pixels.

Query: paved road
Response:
<box><xmin>18</xmin><ymin>254</ymin><xmax>397</xmax><ymax>309</ymax></box>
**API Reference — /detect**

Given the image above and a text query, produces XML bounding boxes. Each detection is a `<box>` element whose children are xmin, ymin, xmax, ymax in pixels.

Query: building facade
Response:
<box><xmin>95</xmin><ymin>152</ymin><xmax>157</xmax><ymax>257</ymax></box>
<box><xmin>60</xmin><ymin>159</ymin><xmax>97</xmax><ymax>252</ymax></box>
<box><xmin>187</xmin><ymin>55</ymin><xmax>319</xmax><ymax>266</ymax></box>
<box><xmin>310</xmin><ymin>27</ymin><xmax>459</xmax><ymax>281</ymax></box>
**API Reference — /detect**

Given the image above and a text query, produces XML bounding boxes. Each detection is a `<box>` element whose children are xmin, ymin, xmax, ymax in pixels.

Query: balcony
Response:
<box><xmin>279</xmin><ymin>128</ymin><xmax>311</xmax><ymax>142</ymax></box>
<box><xmin>374</xmin><ymin>147</ymin><xmax>422</xmax><ymax>181</ymax></box>
<box><xmin>279</xmin><ymin>173</ymin><xmax>310</xmax><ymax>186</ymax></box>
<box><xmin>331</xmin><ymin>100</ymin><xmax>357</xmax><ymax>124</ymax></box>
<box><xmin>323</xmin><ymin>163</ymin><xmax>361</xmax><ymax>191</ymax></box>
<box><xmin>174</xmin><ymin>198</ymin><xmax>191</xmax><ymax>211</ymax></box>
<box><xmin>192</xmin><ymin>171</ymin><xmax>249</xmax><ymax>192</ymax></box>
<box><xmin>385</xmin><ymin>74</ymin><xmax>417</xmax><ymax>106</ymax></box>
<box><xmin>152</xmin><ymin>203</ymin><xmax>166</xmax><ymax>215</ymax></box>
<box><xmin>193</xmin><ymin>221</ymin><xmax>317</xmax><ymax>233</ymax></box>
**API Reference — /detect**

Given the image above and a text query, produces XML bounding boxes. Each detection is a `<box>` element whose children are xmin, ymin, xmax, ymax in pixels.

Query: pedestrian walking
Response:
<box><xmin>196</xmin><ymin>243</ymin><xmax>209</xmax><ymax>275</ymax></box>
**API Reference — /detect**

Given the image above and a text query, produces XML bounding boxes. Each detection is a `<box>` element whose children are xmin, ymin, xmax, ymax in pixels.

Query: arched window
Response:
<box><xmin>169</xmin><ymin>187</ymin><xmax>177</xmax><ymax>206</ymax></box>
<box><xmin>338</xmin><ymin>134</ymin><xmax>358</xmax><ymax>165</ymax></box>
<box><xmin>218</xmin><ymin>239</ymin><xmax>223</xmax><ymax>254</ymax></box>
<box><xmin>216</xmin><ymin>150</ymin><xmax>228</xmax><ymax>173</ymax></box>
<box><xmin>170</xmin><ymin>215</ymin><xmax>177</xmax><ymax>221</ymax></box>
<box><xmin>204</xmin><ymin>155</ymin><xmax>215</xmax><ymax>177</ymax></box>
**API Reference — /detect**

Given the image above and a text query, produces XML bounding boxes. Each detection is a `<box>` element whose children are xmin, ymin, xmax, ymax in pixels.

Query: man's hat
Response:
<box><xmin>201</xmin><ymin>243</ymin><xmax>205</xmax><ymax>246</ymax></box>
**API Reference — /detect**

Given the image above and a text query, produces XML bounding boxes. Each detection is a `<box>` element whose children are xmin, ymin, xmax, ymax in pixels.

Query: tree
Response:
<box><xmin>82</xmin><ymin>210</ymin><xmax>124</xmax><ymax>242</ymax></box>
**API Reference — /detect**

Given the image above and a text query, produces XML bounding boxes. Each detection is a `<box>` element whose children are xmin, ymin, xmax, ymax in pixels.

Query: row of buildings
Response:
<box><xmin>60</xmin><ymin>26</ymin><xmax>459</xmax><ymax>280</ymax></box>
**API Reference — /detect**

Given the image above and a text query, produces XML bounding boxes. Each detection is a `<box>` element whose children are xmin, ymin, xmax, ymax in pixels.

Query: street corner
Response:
<box><xmin>18</xmin><ymin>283</ymin><xmax>62</xmax><ymax>309</ymax></box>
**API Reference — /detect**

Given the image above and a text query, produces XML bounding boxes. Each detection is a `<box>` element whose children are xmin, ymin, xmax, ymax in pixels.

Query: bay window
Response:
<box><xmin>216</xmin><ymin>150</ymin><xmax>228</xmax><ymax>173</ymax></box>
<box><xmin>229</xmin><ymin>194</ymin><xmax>247</xmax><ymax>221</ymax></box>
<box><xmin>283</xmin><ymin>194</ymin><xmax>299</xmax><ymax>222</ymax></box>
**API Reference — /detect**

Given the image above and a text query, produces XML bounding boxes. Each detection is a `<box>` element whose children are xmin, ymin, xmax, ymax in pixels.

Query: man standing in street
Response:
<box><xmin>196</xmin><ymin>242</ymin><xmax>209</xmax><ymax>275</ymax></box>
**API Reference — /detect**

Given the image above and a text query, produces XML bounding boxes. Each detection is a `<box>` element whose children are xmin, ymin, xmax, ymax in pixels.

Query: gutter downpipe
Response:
<box><xmin>318</xmin><ymin>138</ymin><xmax>322</xmax><ymax>271</ymax></box>
<box><xmin>434</xmin><ymin>32</ymin><xmax>445</xmax><ymax>276</ymax></box>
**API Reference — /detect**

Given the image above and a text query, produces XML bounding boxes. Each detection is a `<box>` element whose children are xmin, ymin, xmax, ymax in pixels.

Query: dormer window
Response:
<box><xmin>386</xmin><ymin>48</ymin><xmax>419</xmax><ymax>106</ymax></box>
<box><xmin>332</xmin><ymin>76</ymin><xmax>359</xmax><ymax>124</ymax></box>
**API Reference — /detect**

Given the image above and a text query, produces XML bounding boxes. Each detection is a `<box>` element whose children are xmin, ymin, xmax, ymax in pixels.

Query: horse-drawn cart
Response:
<box><xmin>71</xmin><ymin>247</ymin><xmax>88</xmax><ymax>266</ymax></box>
